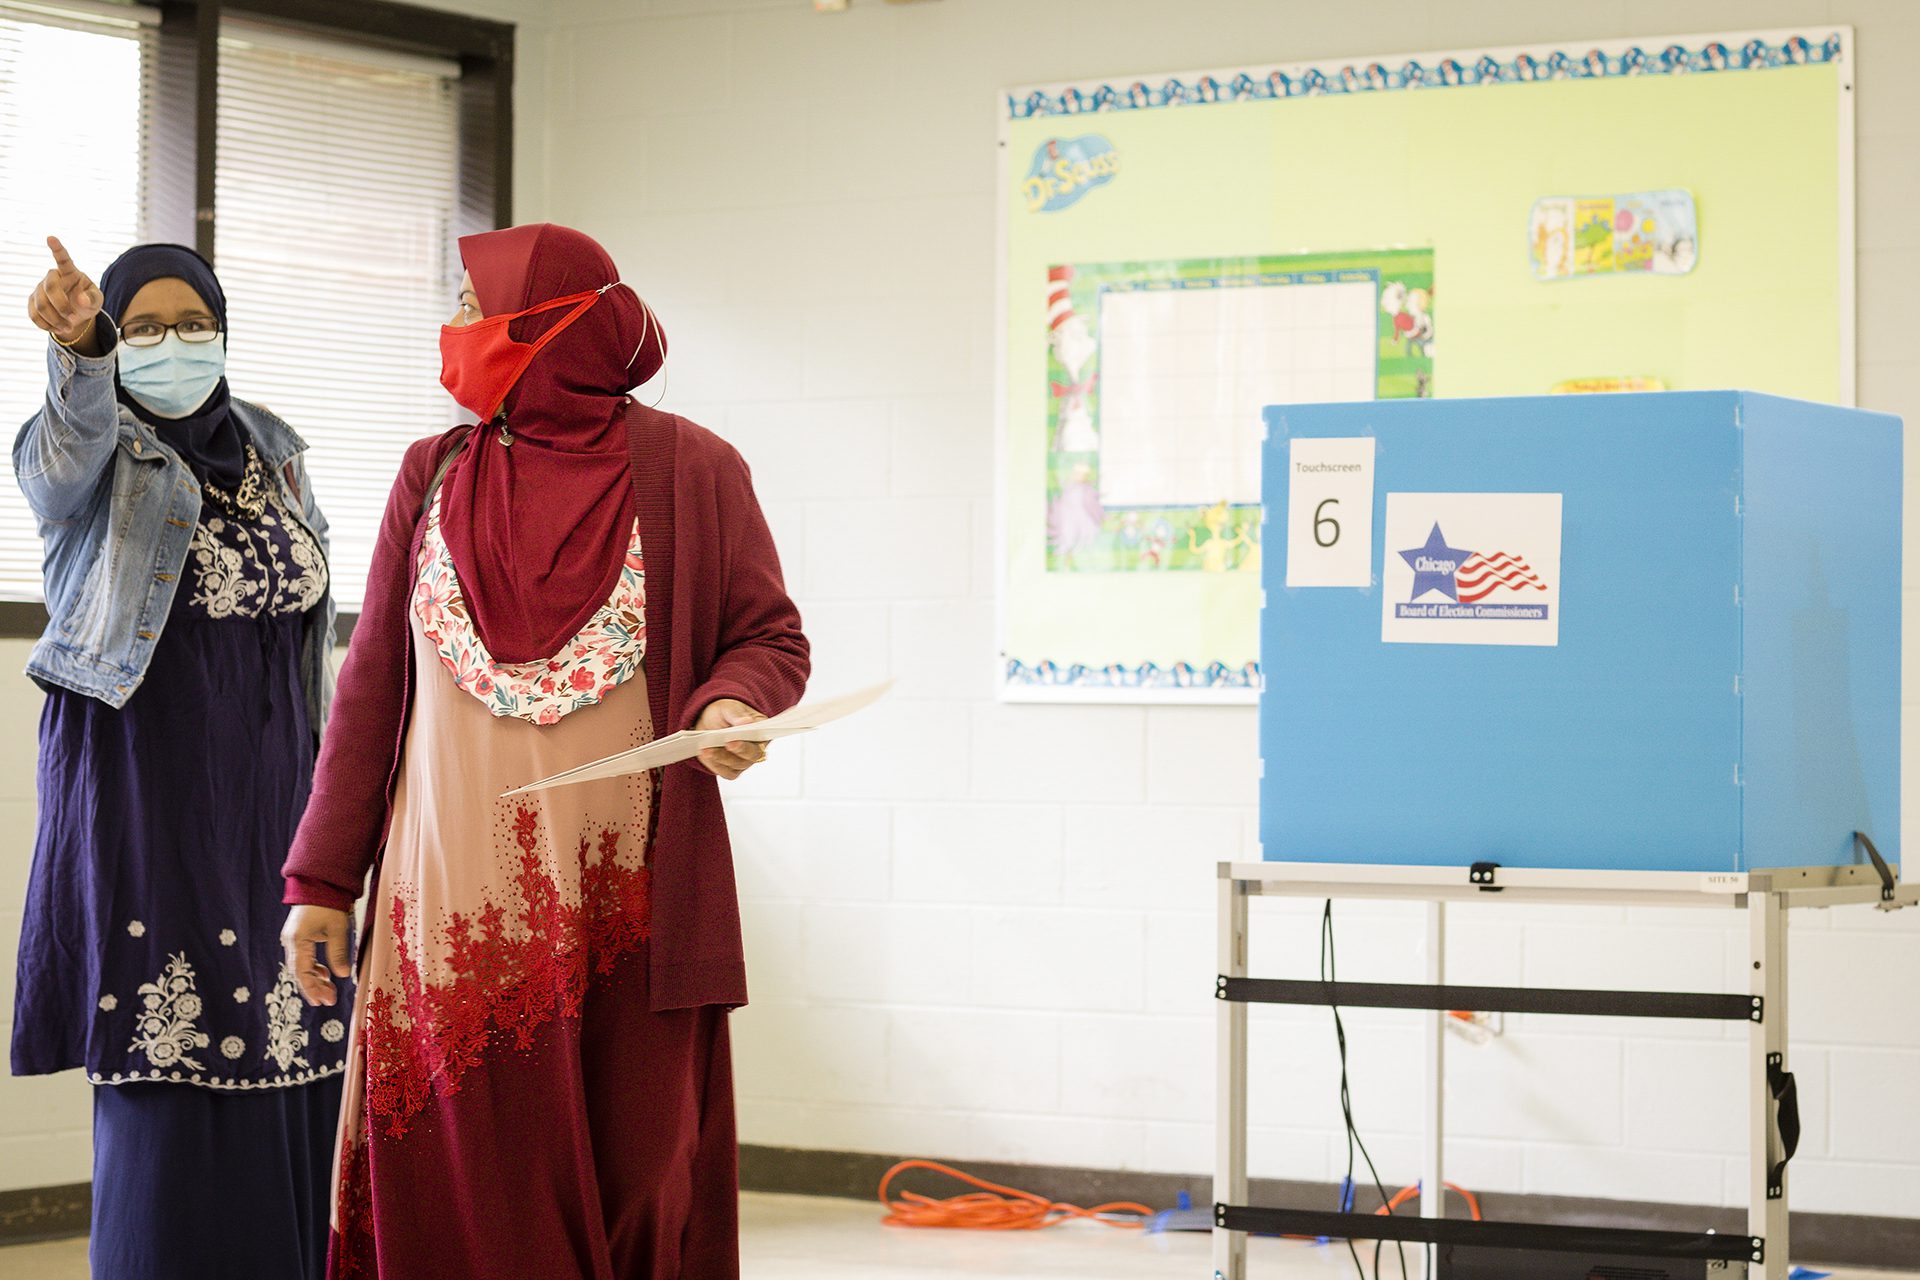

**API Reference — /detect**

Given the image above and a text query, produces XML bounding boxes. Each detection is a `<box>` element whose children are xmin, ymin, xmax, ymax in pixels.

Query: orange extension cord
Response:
<box><xmin>1378</xmin><ymin>1182</ymin><xmax>1483</xmax><ymax>1220</ymax></box>
<box><xmin>878</xmin><ymin>1159</ymin><xmax>1155</xmax><ymax>1230</ymax></box>
<box><xmin>876</xmin><ymin>1159</ymin><xmax>1482</xmax><ymax>1235</ymax></box>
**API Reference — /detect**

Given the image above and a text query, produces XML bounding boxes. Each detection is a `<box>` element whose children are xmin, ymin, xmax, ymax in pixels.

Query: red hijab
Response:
<box><xmin>440</xmin><ymin>224</ymin><xmax>667</xmax><ymax>664</ymax></box>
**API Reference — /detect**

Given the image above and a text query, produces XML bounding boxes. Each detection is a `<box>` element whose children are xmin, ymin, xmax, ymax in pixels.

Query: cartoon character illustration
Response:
<box><xmin>1136</xmin><ymin>518</ymin><xmax>1167</xmax><ymax>568</ymax></box>
<box><xmin>1531</xmin><ymin>199</ymin><xmax>1574</xmax><ymax>278</ymax></box>
<box><xmin>1046</xmin><ymin>266</ymin><xmax>1100</xmax><ymax>453</ymax></box>
<box><xmin>1403</xmin><ymin>287</ymin><xmax>1433</xmax><ymax>356</ymax></box>
<box><xmin>1187</xmin><ymin>500</ymin><xmax>1254</xmax><ymax>573</ymax></box>
<box><xmin>1573</xmin><ymin>199</ymin><xmax>1615</xmax><ymax>273</ymax></box>
<box><xmin>1613</xmin><ymin>203</ymin><xmax>1656</xmax><ymax>271</ymax></box>
<box><xmin>1047</xmin><ymin>464</ymin><xmax>1105</xmax><ymax>568</ymax></box>
<box><xmin>1381</xmin><ymin>281</ymin><xmax>1435</xmax><ymax>357</ymax></box>
<box><xmin>1652</xmin><ymin>228</ymin><xmax>1698</xmax><ymax>275</ymax></box>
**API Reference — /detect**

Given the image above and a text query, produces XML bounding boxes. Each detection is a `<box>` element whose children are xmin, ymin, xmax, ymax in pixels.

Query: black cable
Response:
<box><xmin>1321</xmin><ymin>899</ymin><xmax>1410</xmax><ymax>1280</ymax></box>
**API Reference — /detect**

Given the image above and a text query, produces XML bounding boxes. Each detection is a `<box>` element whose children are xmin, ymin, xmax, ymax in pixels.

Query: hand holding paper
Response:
<box><xmin>502</xmin><ymin>680</ymin><xmax>893</xmax><ymax>797</ymax></box>
<box><xmin>692</xmin><ymin>698</ymin><xmax>772</xmax><ymax>780</ymax></box>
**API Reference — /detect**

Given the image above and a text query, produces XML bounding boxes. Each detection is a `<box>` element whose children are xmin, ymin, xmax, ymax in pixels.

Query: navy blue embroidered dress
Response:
<box><xmin>11</xmin><ymin>484</ymin><xmax>350</xmax><ymax>1279</ymax></box>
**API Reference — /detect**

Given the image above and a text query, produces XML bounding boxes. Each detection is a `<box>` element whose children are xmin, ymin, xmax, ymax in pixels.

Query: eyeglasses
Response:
<box><xmin>120</xmin><ymin>317</ymin><xmax>221</xmax><ymax>348</ymax></box>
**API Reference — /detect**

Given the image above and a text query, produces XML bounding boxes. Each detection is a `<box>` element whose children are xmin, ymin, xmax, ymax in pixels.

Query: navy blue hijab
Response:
<box><xmin>98</xmin><ymin>244</ymin><xmax>247</xmax><ymax>491</ymax></box>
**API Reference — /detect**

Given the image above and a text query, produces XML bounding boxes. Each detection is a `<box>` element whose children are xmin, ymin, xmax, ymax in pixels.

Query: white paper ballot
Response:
<box><xmin>501</xmin><ymin>680</ymin><xmax>893</xmax><ymax>797</ymax></box>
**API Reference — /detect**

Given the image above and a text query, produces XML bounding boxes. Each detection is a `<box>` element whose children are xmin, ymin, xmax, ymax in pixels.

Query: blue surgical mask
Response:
<box><xmin>117</xmin><ymin>333</ymin><xmax>226</xmax><ymax>419</ymax></box>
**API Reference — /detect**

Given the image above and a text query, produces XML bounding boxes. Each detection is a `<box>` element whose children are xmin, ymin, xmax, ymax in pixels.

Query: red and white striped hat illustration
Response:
<box><xmin>1047</xmin><ymin>265</ymin><xmax>1077</xmax><ymax>331</ymax></box>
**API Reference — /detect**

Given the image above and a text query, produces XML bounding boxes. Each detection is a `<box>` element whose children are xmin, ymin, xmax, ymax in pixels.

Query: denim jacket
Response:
<box><xmin>13</xmin><ymin>337</ymin><xmax>336</xmax><ymax>724</ymax></box>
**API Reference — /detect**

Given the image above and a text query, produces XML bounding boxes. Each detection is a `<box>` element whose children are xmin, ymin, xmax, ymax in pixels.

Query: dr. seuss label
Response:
<box><xmin>1024</xmin><ymin>136</ymin><xmax>1120</xmax><ymax>213</ymax></box>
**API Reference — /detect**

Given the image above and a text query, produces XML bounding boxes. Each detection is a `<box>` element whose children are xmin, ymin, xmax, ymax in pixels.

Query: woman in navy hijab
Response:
<box><xmin>12</xmin><ymin>237</ymin><xmax>342</xmax><ymax>1279</ymax></box>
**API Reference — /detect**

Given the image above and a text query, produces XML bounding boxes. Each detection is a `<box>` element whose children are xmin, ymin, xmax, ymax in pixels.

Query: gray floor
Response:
<box><xmin>1</xmin><ymin>1192</ymin><xmax>1915</xmax><ymax>1278</ymax></box>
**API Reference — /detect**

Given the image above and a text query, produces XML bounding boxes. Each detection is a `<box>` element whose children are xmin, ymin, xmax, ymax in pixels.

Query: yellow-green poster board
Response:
<box><xmin>997</xmin><ymin>29</ymin><xmax>1853</xmax><ymax>702</ymax></box>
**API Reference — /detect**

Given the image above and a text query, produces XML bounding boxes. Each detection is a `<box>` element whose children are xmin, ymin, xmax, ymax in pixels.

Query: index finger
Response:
<box><xmin>46</xmin><ymin>236</ymin><xmax>76</xmax><ymax>275</ymax></box>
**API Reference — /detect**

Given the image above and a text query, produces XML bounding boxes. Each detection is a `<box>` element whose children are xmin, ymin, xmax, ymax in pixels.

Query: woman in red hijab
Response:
<box><xmin>277</xmin><ymin>224</ymin><xmax>808</xmax><ymax>1278</ymax></box>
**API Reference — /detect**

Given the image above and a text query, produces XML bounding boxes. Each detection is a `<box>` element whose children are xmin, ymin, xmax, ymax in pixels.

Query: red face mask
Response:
<box><xmin>439</xmin><ymin>286</ymin><xmax>607</xmax><ymax>422</ymax></box>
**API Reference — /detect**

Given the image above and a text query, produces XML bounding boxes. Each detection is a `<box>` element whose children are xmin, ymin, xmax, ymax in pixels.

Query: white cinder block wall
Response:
<box><xmin>536</xmin><ymin>0</ymin><xmax>1920</xmax><ymax>1218</ymax></box>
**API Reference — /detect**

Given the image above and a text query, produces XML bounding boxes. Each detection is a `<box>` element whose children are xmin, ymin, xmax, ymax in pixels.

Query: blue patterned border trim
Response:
<box><xmin>1007</xmin><ymin>33</ymin><xmax>1842</xmax><ymax>118</ymax></box>
<box><xmin>1005</xmin><ymin>658</ymin><xmax>1261</xmax><ymax>691</ymax></box>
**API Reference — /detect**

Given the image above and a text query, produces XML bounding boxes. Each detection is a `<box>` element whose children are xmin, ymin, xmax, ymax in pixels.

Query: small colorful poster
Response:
<box><xmin>1380</xmin><ymin>493</ymin><xmax>1563</xmax><ymax>646</ymax></box>
<box><xmin>1530</xmin><ymin>189</ymin><xmax>1697</xmax><ymax>280</ymax></box>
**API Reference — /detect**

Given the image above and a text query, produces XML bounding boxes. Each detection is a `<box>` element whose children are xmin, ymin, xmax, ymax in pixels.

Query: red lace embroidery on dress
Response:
<box><xmin>358</xmin><ymin>805</ymin><xmax>651</xmax><ymax>1141</ymax></box>
<box><xmin>329</xmin><ymin>1135</ymin><xmax>376</xmax><ymax>1280</ymax></box>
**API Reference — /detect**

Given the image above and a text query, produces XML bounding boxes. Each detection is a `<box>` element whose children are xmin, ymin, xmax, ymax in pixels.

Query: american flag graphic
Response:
<box><xmin>1455</xmin><ymin>551</ymin><xmax>1548</xmax><ymax>603</ymax></box>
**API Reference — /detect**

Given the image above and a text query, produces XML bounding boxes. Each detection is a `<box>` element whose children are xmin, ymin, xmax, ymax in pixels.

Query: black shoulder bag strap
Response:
<box><xmin>418</xmin><ymin>435</ymin><xmax>470</xmax><ymax>522</ymax></box>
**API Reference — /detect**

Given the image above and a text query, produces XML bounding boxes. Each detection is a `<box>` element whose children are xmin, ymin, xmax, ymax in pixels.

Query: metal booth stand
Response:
<box><xmin>1211</xmin><ymin>853</ymin><xmax>1916</xmax><ymax>1280</ymax></box>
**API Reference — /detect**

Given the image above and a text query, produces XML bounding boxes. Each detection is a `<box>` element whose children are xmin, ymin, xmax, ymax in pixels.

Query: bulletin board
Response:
<box><xmin>996</xmin><ymin>28</ymin><xmax>1855</xmax><ymax>703</ymax></box>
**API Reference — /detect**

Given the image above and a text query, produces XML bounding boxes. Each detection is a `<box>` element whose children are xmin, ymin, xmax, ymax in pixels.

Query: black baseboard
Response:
<box><xmin>739</xmin><ymin>1145</ymin><xmax>1920</xmax><ymax>1270</ymax></box>
<box><xmin>10</xmin><ymin>1151</ymin><xmax>1916</xmax><ymax>1267</ymax></box>
<box><xmin>0</xmin><ymin>1182</ymin><xmax>88</xmax><ymax>1246</ymax></box>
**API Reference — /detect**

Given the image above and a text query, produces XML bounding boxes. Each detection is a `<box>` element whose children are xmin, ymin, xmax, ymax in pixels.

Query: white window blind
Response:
<box><xmin>216</xmin><ymin>21</ymin><xmax>459</xmax><ymax>611</ymax></box>
<box><xmin>0</xmin><ymin>1</ymin><xmax>150</xmax><ymax>602</ymax></box>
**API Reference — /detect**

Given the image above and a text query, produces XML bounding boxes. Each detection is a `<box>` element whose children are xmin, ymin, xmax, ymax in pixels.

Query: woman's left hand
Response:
<box><xmin>693</xmin><ymin>699</ymin><xmax>769</xmax><ymax>780</ymax></box>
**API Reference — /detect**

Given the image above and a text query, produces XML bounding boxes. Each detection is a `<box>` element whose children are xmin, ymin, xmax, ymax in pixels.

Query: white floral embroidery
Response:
<box><xmin>321</xmin><ymin>1019</ymin><xmax>345</xmax><ymax>1043</ymax></box>
<box><xmin>219</xmin><ymin>929</ymin><xmax>237</xmax><ymax>946</ymax></box>
<box><xmin>221</xmin><ymin>1036</ymin><xmax>246</xmax><ymax>1060</ymax></box>
<box><xmin>186</xmin><ymin>491</ymin><xmax>328</xmax><ymax>619</ymax></box>
<box><xmin>186</xmin><ymin>519</ymin><xmax>263</xmax><ymax>619</ymax></box>
<box><xmin>98</xmin><ymin>994</ymin><xmax>117</xmax><ymax>1012</ymax></box>
<box><xmin>263</xmin><ymin>965</ymin><xmax>310</xmax><ymax>1074</ymax></box>
<box><xmin>128</xmin><ymin>953</ymin><xmax>210</xmax><ymax>1072</ymax></box>
<box><xmin>127</xmin><ymin>920</ymin><xmax>145</xmax><ymax>938</ymax></box>
<box><xmin>234</xmin><ymin>986</ymin><xmax>251</xmax><ymax>1004</ymax></box>
<box><xmin>277</xmin><ymin>505</ymin><xmax>328</xmax><ymax>614</ymax></box>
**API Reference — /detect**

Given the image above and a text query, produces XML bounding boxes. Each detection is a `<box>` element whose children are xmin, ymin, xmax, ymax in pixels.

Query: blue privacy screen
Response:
<box><xmin>1259</xmin><ymin>392</ymin><xmax>1900</xmax><ymax>872</ymax></box>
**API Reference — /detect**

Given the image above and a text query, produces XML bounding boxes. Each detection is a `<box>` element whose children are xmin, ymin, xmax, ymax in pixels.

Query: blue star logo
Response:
<box><xmin>1399</xmin><ymin>523</ymin><xmax>1474</xmax><ymax>601</ymax></box>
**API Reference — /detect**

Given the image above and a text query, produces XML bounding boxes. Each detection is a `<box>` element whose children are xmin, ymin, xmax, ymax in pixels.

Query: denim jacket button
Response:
<box><xmin>132</xmin><ymin>440</ymin><xmax>142</xmax><ymax>455</ymax></box>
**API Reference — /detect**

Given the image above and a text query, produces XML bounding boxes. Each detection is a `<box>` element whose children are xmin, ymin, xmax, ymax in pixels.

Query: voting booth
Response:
<box><xmin>1258</xmin><ymin>391</ymin><xmax>1902</xmax><ymax>873</ymax></box>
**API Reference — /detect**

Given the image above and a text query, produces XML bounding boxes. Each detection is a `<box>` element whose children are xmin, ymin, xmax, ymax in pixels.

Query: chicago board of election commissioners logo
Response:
<box><xmin>1395</xmin><ymin>521</ymin><xmax>1550</xmax><ymax>621</ymax></box>
<box><xmin>1380</xmin><ymin>492</ymin><xmax>1561</xmax><ymax>647</ymax></box>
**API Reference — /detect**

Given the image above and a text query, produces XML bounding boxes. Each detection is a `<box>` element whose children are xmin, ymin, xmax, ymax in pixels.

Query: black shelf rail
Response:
<box><xmin>1214</xmin><ymin>1205</ymin><xmax>1763</xmax><ymax>1264</ymax></box>
<box><xmin>1216</xmin><ymin>976</ymin><xmax>1761</xmax><ymax>1022</ymax></box>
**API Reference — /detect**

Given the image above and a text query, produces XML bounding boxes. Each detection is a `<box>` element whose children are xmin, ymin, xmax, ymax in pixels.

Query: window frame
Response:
<box><xmin>0</xmin><ymin>0</ymin><xmax>513</xmax><ymax>640</ymax></box>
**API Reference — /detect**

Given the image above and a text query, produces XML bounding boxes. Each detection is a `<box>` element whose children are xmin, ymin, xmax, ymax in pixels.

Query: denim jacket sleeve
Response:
<box><xmin>282</xmin><ymin>447</ymin><xmax>338</xmax><ymax>733</ymax></box>
<box><xmin>13</xmin><ymin>336</ymin><xmax>120</xmax><ymax>524</ymax></box>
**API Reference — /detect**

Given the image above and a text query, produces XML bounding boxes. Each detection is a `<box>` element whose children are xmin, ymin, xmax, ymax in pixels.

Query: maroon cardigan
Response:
<box><xmin>282</xmin><ymin>405</ymin><xmax>810</xmax><ymax>1011</ymax></box>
